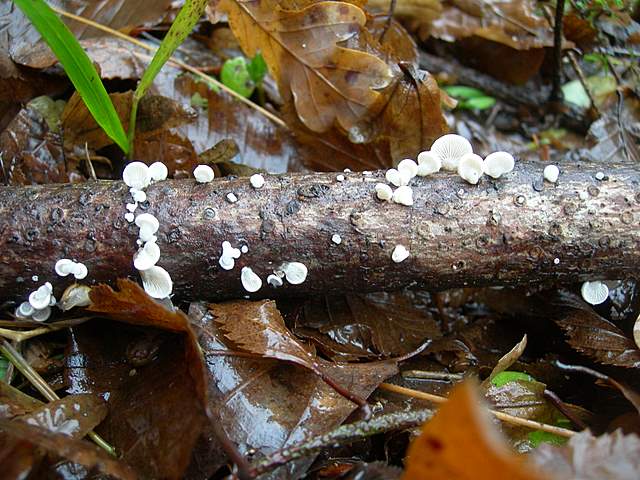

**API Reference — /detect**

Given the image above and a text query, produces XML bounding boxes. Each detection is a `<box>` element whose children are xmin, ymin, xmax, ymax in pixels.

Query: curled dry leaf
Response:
<box><xmin>220</xmin><ymin>0</ymin><xmax>397</xmax><ymax>133</ymax></box>
<box><xmin>402</xmin><ymin>381</ymin><xmax>549</xmax><ymax>480</ymax></box>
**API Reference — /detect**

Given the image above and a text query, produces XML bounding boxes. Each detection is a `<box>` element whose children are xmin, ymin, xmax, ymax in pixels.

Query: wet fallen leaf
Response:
<box><xmin>553</xmin><ymin>293</ymin><xmax>640</xmax><ymax>368</ymax></box>
<box><xmin>532</xmin><ymin>430</ymin><xmax>640</xmax><ymax>480</ymax></box>
<box><xmin>190</xmin><ymin>302</ymin><xmax>398</xmax><ymax>478</ymax></box>
<box><xmin>0</xmin><ymin>381</ymin><xmax>44</xmax><ymax>419</ymax></box>
<box><xmin>367</xmin><ymin>0</ymin><xmax>443</xmax><ymax>42</ymax></box>
<box><xmin>221</xmin><ymin>0</ymin><xmax>397</xmax><ymax>134</ymax></box>
<box><xmin>402</xmin><ymin>381</ymin><xmax>549</xmax><ymax>480</ymax></box>
<box><xmin>0</xmin><ymin>418</ymin><xmax>136</xmax><ymax>480</ymax></box>
<box><xmin>297</xmin><ymin>292</ymin><xmax>442</xmax><ymax>361</ymax></box>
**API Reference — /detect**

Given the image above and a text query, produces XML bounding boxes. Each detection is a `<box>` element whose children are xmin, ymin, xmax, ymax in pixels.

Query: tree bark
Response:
<box><xmin>1</xmin><ymin>161</ymin><xmax>639</xmax><ymax>305</ymax></box>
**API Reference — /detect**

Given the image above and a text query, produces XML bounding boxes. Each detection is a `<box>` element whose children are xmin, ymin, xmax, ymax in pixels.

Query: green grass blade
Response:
<box><xmin>128</xmin><ymin>0</ymin><xmax>208</xmax><ymax>156</ymax></box>
<box><xmin>14</xmin><ymin>0</ymin><xmax>129</xmax><ymax>154</ymax></box>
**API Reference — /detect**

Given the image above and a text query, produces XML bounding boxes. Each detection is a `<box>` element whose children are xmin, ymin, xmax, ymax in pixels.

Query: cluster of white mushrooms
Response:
<box><xmin>122</xmin><ymin>161</ymin><xmax>172</xmax><ymax>299</ymax></box>
<box><xmin>15</xmin><ymin>282</ymin><xmax>57</xmax><ymax>322</ymax></box>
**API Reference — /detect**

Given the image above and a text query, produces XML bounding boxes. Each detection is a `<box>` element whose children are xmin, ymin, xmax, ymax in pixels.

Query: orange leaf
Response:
<box><xmin>402</xmin><ymin>381</ymin><xmax>550</xmax><ymax>480</ymax></box>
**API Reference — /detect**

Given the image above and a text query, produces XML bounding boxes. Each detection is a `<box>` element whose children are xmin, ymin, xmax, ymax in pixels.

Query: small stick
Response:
<box><xmin>379</xmin><ymin>383</ymin><xmax>576</xmax><ymax>438</ymax></box>
<box><xmin>0</xmin><ymin>339</ymin><xmax>116</xmax><ymax>456</ymax></box>
<box><xmin>549</xmin><ymin>0</ymin><xmax>566</xmax><ymax>103</ymax></box>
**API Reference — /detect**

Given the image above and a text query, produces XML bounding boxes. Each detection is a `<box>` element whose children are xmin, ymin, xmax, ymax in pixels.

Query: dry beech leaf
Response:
<box><xmin>0</xmin><ymin>419</ymin><xmax>136</xmax><ymax>480</ymax></box>
<box><xmin>402</xmin><ymin>381</ymin><xmax>549</xmax><ymax>480</ymax></box>
<box><xmin>487</xmin><ymin>334</ymin><xmax>527</xmax><ymax>383</ymax></box>
<box><xmin>367</xmin><ymin>0</ymin><xmax>443</xmax><ymax>41</ymax></box>
<box><xmin>220</xmin><ymin>0</ymin><xmax>396</xmax><ymax>133</ymax></box>
<box><xmin>553</xmin><ymin>293</ymin><xmax>640</xmax><ymax>368</ymax></box>
<box><xmin>532</xmin><ymin>430</ymin><xmax>640</xmax><ymax>480</ymax></box>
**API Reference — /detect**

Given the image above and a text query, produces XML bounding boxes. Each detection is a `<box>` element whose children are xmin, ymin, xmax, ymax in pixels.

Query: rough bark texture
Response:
<box><xmin>1</xmin><ymin>161</ymin><xmax>639</xmax><ymax>305</ymax></box>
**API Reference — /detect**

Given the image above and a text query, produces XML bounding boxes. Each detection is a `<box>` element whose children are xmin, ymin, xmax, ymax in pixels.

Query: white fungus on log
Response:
<box><xmin>375</xmin><ymin>183</ymin><xmax>393</xmax><ymax>201</ymax></box>
<box><xmin>544</xmin><ymin>165</ymin><xmax>560</xmax><ymax>183</ymax></box>
<box><xmin>458</xmin><ymin>153</ymin><xmax>484</xmax><ymax>185</ymax></box>
<box><xmin>55</xmin><ymin>259</ymin><xmax>74</xmax><ymax>277</ymax></box>
<box><xmin>483</xmin><ymin>152</ymin><xmax>515</xmax><ymax>179</ymax></box>
<box><xmin>331</xmin><ymin>234</ymin><xmax>342</xmax><ymax>245</ymax></box>
<box><xmin>125</xmin><ymin>213</ymin><xmax>134</xmax><ymax>223</ymax></box>
<box><xmin>131</xmin><ymin>189</ymin><xmax>147</xmax><ymax>203</ymax></box>
<box><xmin>135</xmin><ymin>213</ymin><xmax>160</xmax><ymax>243</ymax></box>
<box><xmin>385</xmin><ymin>169</ymin><xmax>410</xmax><ymax>187</ymax></box>
<box><xmin>219</xmin><ymin>241</ymin><xmax>241</xmax><ymax>270</ymax></box>
<box><xmin>430</xmin><ymin>134</ymin><xmax>473</xmax><ymax>171</ymax></box>
<box><xmin>148</xmin><ymin>162</ymin><xmax>168</xmax><ymax>182</ymax></box>
<box><xmin>416</xmin><ymin>151</ymin><xmax>441</xmax><ymax>176</ymax></box>
<box><xmin>267</xmin><ymin>274</ymin><xmax>283</xmax><ymax>288</ymax></box>
<box><xmin>226</xmin><ymin>192</ymin><xmax>238</xmax><ymax>203</ymax></box>
<box><xmin>123</xmin><ymin>162</ymin><xmax>151</xmax><ymax>190</ymax></box>
<box><xmin>70</xmin><ymin>262</ymin><xmax>88</xmax><ymax>280</ymax></box>
<box><xmin>31</xmin><ymin>306</ymin><xmax>52</xmax><ymax>322</ymax></box>
<box><xmin>281</xmin><ymin>262</ymin><xmax>308</xmax><ymax>285</ymax></box>
<box><xmin>392</xmin><ymin>245</ymin><xmax>410</xmax><ymax>263</ymax></box>
<box><xmin>193</xmin><ymin>165</ymin><xmax>215</xmax><ymax>183</ymax></box>
<box><xmin>581</xmin><ymin>280</ymin><xmax>609</xmax><ymax>305</ymax></box>
<box><xmin>28</xmin><ymin>283</ymin><xmax>53</xmax><ymax>310</ymax></box>
<box><xmin>140</xmin><ymin>265</ymin><xmax>173</xmax><ymax>299</ymax></box>
<box><xmin>397</xmin><ymin>159</ymin><xmax>419</xmax><ymax>179</ymax></box>
<box><xmin>392</xmin><ymin>185</ymin><xmax>413</xmax><ymax>206</ymax></box>
<box><xmin>134</xmin><ymin>241</ymin><xmax>161</xmax><ymax>271</ymax></box>
<box><xmin>250</xmin><ymin>173</ymin><xmax>265</xmax><ymax>189</ymax></box>
<box><xmin>241</xmin><ymin>267</ymin><xmax>262</xmax><ymax>292</ymax></box>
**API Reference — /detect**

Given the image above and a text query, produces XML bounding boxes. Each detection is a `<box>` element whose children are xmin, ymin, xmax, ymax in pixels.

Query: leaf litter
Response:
<box><xmin>2</xmin><ymin>0</ymin><xmax>640</xmax><ymax>478</ymax></box>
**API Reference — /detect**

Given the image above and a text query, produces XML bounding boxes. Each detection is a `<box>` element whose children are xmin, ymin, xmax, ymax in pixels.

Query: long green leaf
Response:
<box><xmin>128</xmin><ymin>0</ymin><xmax>208</xmax><ymax>156</ymax></box>
<box><xmin>14</xmin><ymin>0</ymin><xmax>129</xmax><ymax>153</ymax></box>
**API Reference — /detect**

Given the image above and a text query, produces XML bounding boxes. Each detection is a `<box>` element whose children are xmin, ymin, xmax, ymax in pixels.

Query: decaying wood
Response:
<box><xmin>1</xmin><ymin>161</ymin><xmax>639</xmax><ymax>305</ymax></box>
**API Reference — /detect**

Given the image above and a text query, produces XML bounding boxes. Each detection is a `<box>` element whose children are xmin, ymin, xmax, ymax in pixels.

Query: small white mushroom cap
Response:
<box><xmin>71</xmin><ymin>262</ymin><xmax>88</xmax><ymax>280</ymax></box>
<box><xmin>149</xmin><ymin>162</ymin><xmax>168</xmax><ymax>182</ymax></box>
<box><xmin>241</xmin><ymin>245</ymin><xmax>249</xmax><ymax>254</ymax></box>
<box><xmin>267</xmin><ymin>274</ymin><xmax>283</xmax><ymax>287</ymax></box>
<box><xmin>134</xmin><ymin>241</ymin><xmax>161</xmax><ymax>271</ymax></box>
<box><xmin>430</xmin><ymin>134</ymin><xmax>473</xmax><ymax>171</ymax></box>
<box><xmin>375</xmin><ymin>183</ymin><xmax>393</xmax><ymax>201</ymax></box>
<box><xmin>55</xmin><ymin>259</ymin><xmax>74</xmax><ymax>277</ymax></box>
<box><xmin>457</xmin><ymin>153</ymin><xmax>484</xmax><ymax>185</ymax></box>
<box><xmin>331</xmin><ymin>234</ymin><xmax>342</xmax><ymax>245</ymax></box>
<box><xmin>241</xmin><ymin>267</ymin><xmax>262</xmax><ymax>292</ymax></box>
<box><xmin>222</xmin><ymin>241</ymin><xmax>241</xmax><ymax>259</ymax></box>
<box><xmin>416</xmin><ymin>151</ymin><xmax>442</xmax><ymax>176</ymax></box>
<box><xmin>250</xmin><ymin>173</ymin><xmax>265</xmax><ymax>189</ymax></box>
<box><xmin>392</xmin><ymin>244</ymin><xmax>410</xmax><ymax>263</ymax></box>
<box><xmin>392</xmin><ymin>185</ymin><xmax>413</xmax><ymax>206</ymax></box>
<box><xmin>398</xmin><ymin>159</ymin><xmax>419</xmax><ymax>179</ymax></box>
<box><xmin>385</xmin><ymin>169</ymin><xmax>410</xmax><ymax>187</ymax></box>
<box><xmin>131</xmin><ymin>189</ymin><xmax>147</xmax><ymax>203</ymax></box>
<box><xmin>483</xmin><ymin>152</ymin><xmax>515</xmax><ymax>179</ymax></box>
<box><xmin>135</xmin><ymin>213</ymin><xmax>160</xmax><ymax>242</ymax></box>
<box><xmin>544</xmin><ymin>164</ymin><xmax>559</xmax><ymax>183</ymax></box>
<box><xmin>125</xmin><ymin>212</ymin><xmax>135</xmax><ymax>223</ymax></box>
<box><xmin>29</xmin><ymin>284</ymin><xmax>52</xmax><ymax>310</ymax></box>
<box><xmin>59</xmin><ymin>284</ymin><xmax>92</xmax><ymax>311</ymax></box>
<box><xmin>581</xmin><ymin>280</ymin><xmax>609</xmax><ymax>305</ymax></box>
<box><xmin>126</xmin><ymin>202</ymin><xmax>138</xmax><ymax>213</ymax></box>
<box><xmin>49</xmin><ymin>295</ymin><xmax>57</xmax><ymax>307</ymax></box>
<box><xmin>194</xmin><ymin>165</ymin><xmax>215</xmax><ymax>183</ymax></box>
<box><xmin>17</xmin><ymin>301</ymin><xmax>35</xmax><ymax>318</ymax></box>
<box><xmin>31</xmin><ymin>306</ymin><xmax>52</xmax><ymax>322</ymax></box>
<box><xmin>226</xmin><ymin>192</ymin><xmax>238</xmax><ymax>203</ymax></box>
<box><xmin>140</xmin><ymin>266</ymin><xmax>173</xmax><ymax>299</ymax></box>
<box><xmin>336</xmin><ymin>174</ymin><xmax>345</xmax><ymax>182</ymax></box>
<box><xmin>281</xmin><ymin>262</ymin><xmax>308</xmax><ymax>285</ymax></box>
<box><xmin>123</xmin><ymin>162</ymin><xmax>151</xmax><ymax>190</ymax></box>
<box><xmin>219</xmin><ymin>256</ymin><xmax>235</xmax><ymax>270</ymax></box>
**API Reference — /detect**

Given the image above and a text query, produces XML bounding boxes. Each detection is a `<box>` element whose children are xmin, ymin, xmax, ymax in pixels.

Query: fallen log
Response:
<box><xmin>1</xmin><ymin>161</ymin><xmax>639</xmax><ymax>306</ymax></box>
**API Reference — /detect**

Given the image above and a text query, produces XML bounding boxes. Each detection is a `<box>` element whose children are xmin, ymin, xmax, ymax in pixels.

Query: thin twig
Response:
<box><xmin>250</xmin><ymin>409</ymin><xmax>433</xmax><ymax>476</ymax></box>
<box><xmin>50</xmin><ymin>6</ymin><xmax>286</xmax><ymax>128</ymax></box>
<box><xmin>0</xmin><ymin>339</ymin><xmax>116</xmax><ymax>455</ymax></box>
<box><xmin>549</xmin><ymin>0</ymin><xmax>566</xmax><ymax>102</ymax></box>
<box><xmin>379</xmin><ymin>383</ymin><xmax>576</xmax><ymax>438</ymax></box>
<box><xmin>378</xmin><ymin>0</ymin><xmax>397</xmax><ymax>43</ymax></box>
<box><xmin>567</xmin><ymin>50</ymin><xmax>600</xmax><ymax>115</ymax></box>
<box><xmin>0</xmin><ymin>317</ymin><xmax>92</xmax><ymax>343</ymax></box>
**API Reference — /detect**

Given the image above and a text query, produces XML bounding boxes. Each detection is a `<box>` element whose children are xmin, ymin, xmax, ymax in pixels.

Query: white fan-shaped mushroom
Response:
<box><xmin>375</xmin><ymin>183</ymin><xmax>393</xmax><ymax>201</ymax></box>
<box><xmin>134</xmin><ymin>241</ymin><xmax>161</xmax><ymax>271</ymax></box>
<box><xmin>29</xmin><ymin>284</ymin><xmax>52</xmax><ymax>310</ymax></box>
<box><xmin>222</xmin><ymin>241</ymin><xmax>241</xmax><ymax>259</ymax></box>
<box><xmin>458</xmin><ymin>153</ymin><xmax>484</xmax><ymax>185</ymax></box>
<box><xmin>149</xmin><ymin>162</ymin><xmax>168</xmax><ymax>182</ymax></box>
<box><xmin>70</xmin><ymin>262</ymin><xmax>88</xmax><ymax>280</ymax></box>
<box><xmin>385</xmin><ymin>169</ymin><xmax>411</xmax><ymax>187</ymax></box>
<box><xmin>194</xmin><ymin>165</ymin><xmax>215</xmax><ymax>183</ymax></box>
<box><xmin>250</xmin><ymin>173</ymin><xmax>265</xmax><ymax>189</ymax></box>
<box><xmin>281</xmin><ymin>262</ymin><xmax>308</xmax><ymax>285</ymax></box>
<box><xmin>483</xmin><ymin>152</ymin><xmax>515</xmax><ymax>179</ymax></box>
<box><xmin>416</xmin><ymin>151</ymin><xmax>442</xmax><ymax>176</ymax></box>
<box><xmin>544</xmin><ymin>165</ymin><xmax>560</xmax><ymax>183</ymax></box>
<box><xmin>55</xmin><ymin>258</ymin><xmax>74</xmax><ymax>277</ymax></box>
<box><xmin>140</xmin><ymin>266</ymin><xmax>173</xmax><ymax>299</ymax></box>
<box><xmin>581</xmin><ymin>280</ymin><xmax>609</xmax><ymax>305</ymax></box>
<box><xmin>17</xmin><ymin>301</ymin><xmax>34</xmax><ymax>318</ymax></box>
<box><xmin>241</xmin><ymin>267</ymin><xmax>262</xmax><ymax>292</ymax></box>
<box><xmin>392</xmin><ymin>185</ymin><xmax>413</xmax><ymax>206</ymax></box>
<box><xmin>392</xmin><ymin>245</ymin><xmax>410</xmax><ymax>263</ymax></box>
<box><xmin>131</xmin><ymin>189</ymin><xmax>147</xmax><ymax>203</ymax></box>
<box><xmin>267</xmin><ymin>274</ymin><xmax>283</xmax><ymax>287</ymax></box>
<box><xmin>31</xmin><ymin>306</ymin><xmax>52</xmax><ymax>322</ymax></box>
<box><xmin>397</xmin><ymin>159</ymin><xmax>418</xmax><ymax>179</ymax></box>
<box><xmin>135</xmin><ymin>213</ymin><xmax>159</xmax><ymax>242</ymax></box>
<box><xmin>430</xmin><ymin>134</ymin><xmax>473</xmax><ymax>171</ymax></box>
<box><xmin>123</xmin><ymin>162</ymin><xmax>151</xmax><ymax>190</ymax></box>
